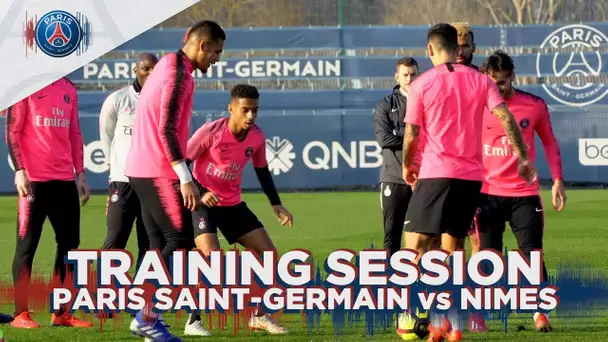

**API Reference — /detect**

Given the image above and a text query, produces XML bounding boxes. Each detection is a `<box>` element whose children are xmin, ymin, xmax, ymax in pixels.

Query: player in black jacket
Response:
<box><xmin>373</xmin><ymin>57</ymin><xmax>419</xmax><ymax>256</ymax></box>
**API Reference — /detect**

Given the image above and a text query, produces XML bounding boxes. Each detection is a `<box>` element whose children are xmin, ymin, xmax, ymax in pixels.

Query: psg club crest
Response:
<box><xmin>24</xmin><ymin>10</ymin><xmax>92</xmax><ymax>58</ymax></box>
<box><xmin>520</xmin><ymin>118</ymin><xmax>530</xmax><ymax>129</ymax></box>
<box><xmin>245</xmin><ymin>147</ymin><xmax>254</xmax><ymax>157</ymax></box>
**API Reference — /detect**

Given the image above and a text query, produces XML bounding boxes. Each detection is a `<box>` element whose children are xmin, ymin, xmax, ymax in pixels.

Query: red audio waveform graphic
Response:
<box><xmin>0</xmin><ymin>268</ymin><xmax>289</xmax><ymax>335</ymax></box>
<box><xmin>23</xmin><ymin>11</ymin><xmax>37</xmax><ymax>57</ymax></box>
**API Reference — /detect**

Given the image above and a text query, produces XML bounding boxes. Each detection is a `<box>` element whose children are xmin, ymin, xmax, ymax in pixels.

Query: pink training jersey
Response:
<box><xmin>5</xmin><ymin>78</ymin><xmax>84</xmax><ymax>182</ymax></box>
<box><xmin>125</xmin><ymin>50</ymin><xmax>194</xmax><ymax>179</ymax></box>
<box><xmin>187</xmin><ymin>117</ymin><xmax>267</xmax><ymax>207</ymax></box>
<box><xmin>410</xmin><ymin>64</ymin><xmax>480</xmax><ymax>171</ymax></box>
<box><xmin>405</xmin><ymin>63</ymin><xmax>505</xmax><ymax>181</ymax></box>
<box><xmin>481</xmin><ymin>90</ymin><xmax>563</xmax><ymax>197</ymax></box>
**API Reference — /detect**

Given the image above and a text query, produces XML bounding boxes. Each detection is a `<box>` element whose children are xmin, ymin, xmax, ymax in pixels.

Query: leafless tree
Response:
<box><xmin>157</xmin><ymin>0</ymin><xmax>607</xmax><ymax>28</ymax></box>
<box><xmin>159</xmin><ymin>0</ymin><xmax>307</xmax><ymax>28</ymax></box>
<box><xmin>472</xmin><ymin>0</ymin><xmax>606</xmax><ymax>25</ymax></box>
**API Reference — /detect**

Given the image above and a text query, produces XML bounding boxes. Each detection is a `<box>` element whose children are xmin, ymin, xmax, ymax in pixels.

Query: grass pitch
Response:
<box><xmin>0</xmin><ymin>189</ymin><xmax>606</xmax><ymax>341</ymax></box>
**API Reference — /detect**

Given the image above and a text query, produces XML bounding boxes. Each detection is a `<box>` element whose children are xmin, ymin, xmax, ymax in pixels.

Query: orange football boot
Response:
<box><xmin>10</xmin><ymin>311</ymin><xmax>40</xmax><ymax>329</ymax></box>
<box><xmin>51</xmin><ymin>312</ymin><xmax>94</xmax><ymax>327</ymax></box>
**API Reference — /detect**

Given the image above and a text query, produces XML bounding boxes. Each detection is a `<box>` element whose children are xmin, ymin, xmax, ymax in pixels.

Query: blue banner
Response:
<box><xmin>0</xmin><ymin>110</ymin><xmax>606</xmax><ymax>193</ymax></box>
<box><xmin>112</xmin><ymin>23</ymin><xmax>608</xmax><ymax>51</ymax></box>
<box><xmin>76</xmin><ymin>86</ymin><xmax>608</xmax><ymax>115</ymax></box>
<box><xmin>68</xmin><ymin>53</ymin><xmax>608</xmax><ymax>81</ymax></box>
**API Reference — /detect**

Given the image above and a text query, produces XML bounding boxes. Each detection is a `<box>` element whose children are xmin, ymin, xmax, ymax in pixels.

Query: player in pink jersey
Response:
<box><xmin>4</xmin><ymin>78</ymin><xmax>93</xmax><ymax>329</ymax></box>
<box><xmin>186</xmin><ymin>85</ymin><xmax>294</xmax><ymax>336</ymax></box>
<box><xmin>431</xmin><ymin>22</ymin><xmax>482</xmax><ymax>253</ymax></box>
<box><xmin>125</xmin><ymin>20</ymin><xmax>225</xmax><ymax>342</ymax></box>
<box><xmin>396</xmin><ymin>24</ymin><xmax>535</xmax><ymax>341</ymax></box>
<box><xmin>467</xmin><ymin>50</ymin><xmax>566</xmax><ymax>334</ymax></box>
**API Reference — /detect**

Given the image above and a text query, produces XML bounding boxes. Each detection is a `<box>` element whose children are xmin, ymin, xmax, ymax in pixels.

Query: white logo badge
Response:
<box><xmin>110</xmin><ymin>193</ymin><xmax>119</xmax><ymax>202</ymax></box>
<box><xmin>265</xmin><ymin>137</ymin><xmax>296</xmax><ymax>176</ymax></box>
<box><xmin>383</xmin><ymin>185</ymin><xmax>391</xmax><ymax>197</ymax></box>
<box><xmin>536</xmin><ymin>24</ymin><xmax>608</xmax><ymax>107</ymax></box>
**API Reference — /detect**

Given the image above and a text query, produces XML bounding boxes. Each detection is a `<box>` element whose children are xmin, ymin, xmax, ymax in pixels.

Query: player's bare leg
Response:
<box><xmin>400</xmin><ymin>232</ymin><xmax>447</xmax><ymax>340</ymax></box>
<box><xmin>430</xmin><ymin>235</ymin><xmax>442</xmax><ymax>249</ymax></box>
<box><xmin>180</xmin><ymin>234</ymin><xmax>224</xmax><ymax>337</ymax></box>
<box><xmin>441</xmin><ymin>234</ymin><xmax>472</xmax><ymax>338</ymax></box>
<box><xmin>195</xmin><ymin>233</ymin><xmax>222</xmax><ymax>252</ymax></box>
<box><xmin>440</xmin><ymin>234</ymin><xmax>463</xmax><ymax>255</ymax></box>
<box><xmin>402</xmin><ymin>232</ymin><xmax>436</xmax><ymax>256</ymax></box>
<box><xmin>466</xmin><ymin>230</ymin><xmax>487</xmax><ymax>333</ymax></box>
<box><xmin>404</xmin><ymin>232</ymin><xmax>464</xmax><ymax>341</ymax></box>
<box><xmin>468</xmin><ymin>234</ymin><xmax>480</xmax><ymax>254</ymax></box>
<box><xmin>467</xmin><ymin>214</ymin><xmax>488</xmax><ymax>333</ymax></box>
<box><xmin>237</xmin><ymin>228</ymin><xmax>287</xmax><ymax>335</ymax></box>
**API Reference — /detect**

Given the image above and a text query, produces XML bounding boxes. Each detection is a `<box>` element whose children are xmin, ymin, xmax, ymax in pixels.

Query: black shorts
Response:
<box><xmin>404</xmin><ymin>178</ymin><xmax>482</xmax><ymax>239</ymax></box>
<box><xmin>192</xmin><ymin>202</ymin><xmax>264</xmax><ymax>245</ymax></box>
<box><xmin>474</xmin><ymin>194</ymin><xmax>545</xmax><ymax>253</ymax></box>
<box><xmin>129</xmin><ymin>177</ymin><xmax>194</xmax><ymax>253</ymax></box>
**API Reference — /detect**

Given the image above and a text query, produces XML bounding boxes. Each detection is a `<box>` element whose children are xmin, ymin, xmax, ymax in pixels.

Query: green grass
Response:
<box><xmin>0</xmin><ymin>189</ymin><xmax>606</xmax><ymax>341</ymax></box>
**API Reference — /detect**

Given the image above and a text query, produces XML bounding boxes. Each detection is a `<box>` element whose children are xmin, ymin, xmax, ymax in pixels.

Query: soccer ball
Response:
<box><xmin>396</xmin><ymin>309</ymin><xmax>430</xmax><ymax>340</ymax></box>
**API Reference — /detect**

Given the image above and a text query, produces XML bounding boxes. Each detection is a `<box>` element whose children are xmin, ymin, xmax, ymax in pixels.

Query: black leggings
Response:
<box><xmin>12</xmin><ymin>180</ymin><xmax>80</xmax><ymax>315</ymax></box>
<box><xmin>129</xmin><ymin>177</ymin><xmax>194</xmax><ymax>268</ymax></box>
<box><xmin>102</xmin><ymin>181</ymin><xmax>149</xmax><ymax>270</ymax></box>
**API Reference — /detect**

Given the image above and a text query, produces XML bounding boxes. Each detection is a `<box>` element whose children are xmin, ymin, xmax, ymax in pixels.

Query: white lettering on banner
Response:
<box><xmin>82</xmin><ymin>60</ymin><xmax>341</xmax><ymax>80</ymax></box>
<box><xmin>359</xmin><ymin>141</ymin><xmax>382</xmax><ymax>168</ymax></box>
<box><xmin>6</xmin><ymin>138</ymin><xmax>382</xmax><ymax>175</ymax></box>
<box><xmin>579</xmin><ymin>138</ymin><xmax>608</xmax><ymax>166</ymax></box>
<box><xmin>84</xmin><ymin>62</ymin><xmax>136</xmax><ymax>80</ymax></box>
<box><xmin>302</xmin><ymin>141</ymin><xmax>382</xmax><ymax>170</ymax></box>
<box><xmin>84</xmin><ymin>140</ymin><xmax>108</xmax><ymax>173</ymax></box>
<box><xmin>196</xmin><ymin>60</ymin><xmax>341</xmax><ymax>78</ymax></box>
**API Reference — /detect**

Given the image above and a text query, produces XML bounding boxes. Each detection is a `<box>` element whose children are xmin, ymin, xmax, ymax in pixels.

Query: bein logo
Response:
<box><xmin>579</xmin><ymin>139</ymin><xmax>608</xmax><ymax>166</ymax></box>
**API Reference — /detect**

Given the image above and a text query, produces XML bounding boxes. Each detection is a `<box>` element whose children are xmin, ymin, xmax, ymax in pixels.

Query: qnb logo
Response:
<box><xmin>537</xmin><ymin>24</ymin><xmax>608</xmax><ymax>107</ymax></box>
<box><xmin>24</xmin><ymin>10</ymin><xmax>92</xmax><ymax>58</ymax></box>
<box><xmin>579</xmin><ymin>139</ymin><xmax>608</xmax><ymax>166</ymax></box>
<box><xmin>265</xmin><ymin>137</ymin><xmax>296</xmax><ymax>176</ymax></box>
